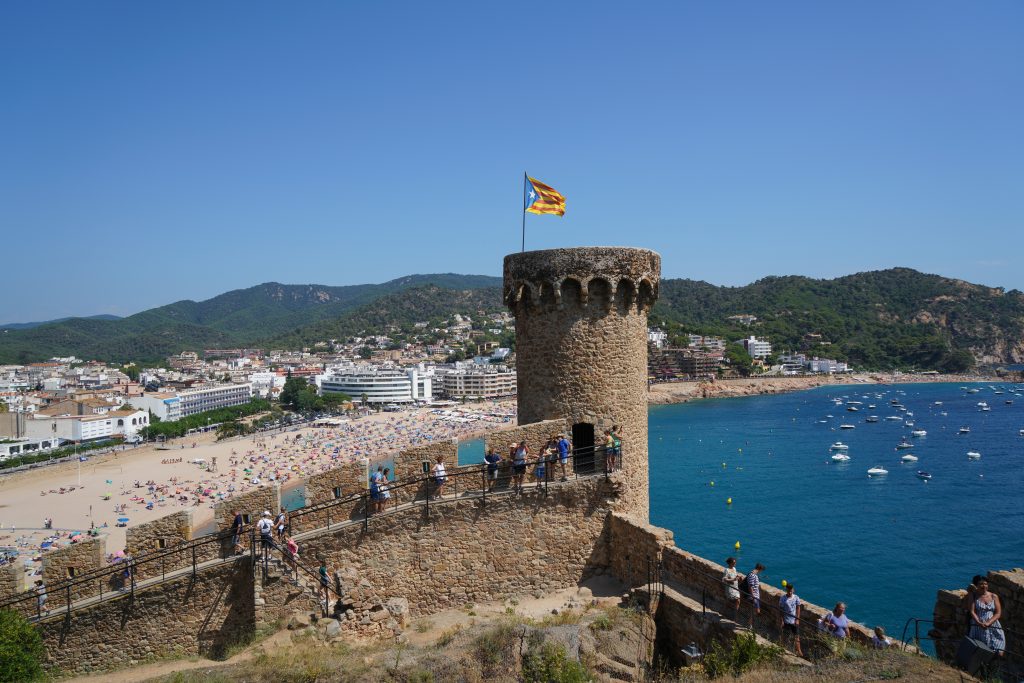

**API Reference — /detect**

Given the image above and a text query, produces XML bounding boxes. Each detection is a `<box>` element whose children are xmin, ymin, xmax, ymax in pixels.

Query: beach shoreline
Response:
<box><xmin>647</xmin><ymin>373</ymin><xmax>998</xmax><ymax>405</ymax></box>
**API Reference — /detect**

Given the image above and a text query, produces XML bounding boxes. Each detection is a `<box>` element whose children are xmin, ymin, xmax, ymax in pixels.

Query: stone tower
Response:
<box><xmin>504</xmin><ymin>247</ymin><xmax>661</xmax><ymax>520</ymax></box>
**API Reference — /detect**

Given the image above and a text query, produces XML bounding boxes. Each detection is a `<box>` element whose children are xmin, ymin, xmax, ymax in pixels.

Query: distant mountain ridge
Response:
<box><xmin>0</xmin><ymin>268</ymin><xmax>1021</xmax><ymax>370</ymax></box>
<box><xmin>0</xmin><ymin>314</ymin><xmax>121</xmax><ymax>330</ymax></box>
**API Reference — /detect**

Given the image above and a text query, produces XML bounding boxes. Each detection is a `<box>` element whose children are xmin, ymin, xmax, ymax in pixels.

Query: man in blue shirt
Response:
<box><xmin>556</xmin><ymin>434</ymin><xmax>571</xmax><ymax>481</ymax></box>
<box><xmin>484</xmin><ymin>448</ymin><xmax>502</xmax><ymax>492</ymax></box>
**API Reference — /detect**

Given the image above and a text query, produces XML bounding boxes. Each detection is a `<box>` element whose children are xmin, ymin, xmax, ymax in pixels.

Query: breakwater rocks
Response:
<box><xmin>647</xmin><ymin>374</ymin><xmax>995</xmax><ymax>405</ymax></box>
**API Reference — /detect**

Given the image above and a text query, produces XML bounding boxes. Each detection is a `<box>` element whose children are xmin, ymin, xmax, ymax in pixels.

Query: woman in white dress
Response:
<box><xmin>723</xmin><ymin>557</ymin><xmax>740</xmax><ymax>619</ymax></box>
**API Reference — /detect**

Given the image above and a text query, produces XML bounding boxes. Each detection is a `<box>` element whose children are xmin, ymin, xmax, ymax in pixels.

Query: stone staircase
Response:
<box><xmin>258</xmin><ymin>550</ymin><xmax>409</xmax><ymax>638</ymax></box>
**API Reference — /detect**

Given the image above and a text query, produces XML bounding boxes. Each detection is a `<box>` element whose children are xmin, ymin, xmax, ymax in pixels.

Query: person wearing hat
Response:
<box><xmin>256</xmin><ymin>510</ymin><xmax>274</xmax><ymax>550</ymax></box>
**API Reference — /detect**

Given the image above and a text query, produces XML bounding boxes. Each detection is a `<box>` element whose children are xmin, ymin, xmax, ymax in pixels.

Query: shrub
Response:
<box><xmin>0</xmin><ymin>609</ymin><xmax>44</xmax><ymax>682</ymax></box>
<box><xmin>522</xmin><ymin>634</ymin><xmax>590</xmax><ymax>683</ymax></box>
<box><xmin>702</xmin><ymin>632</ymin><xmax>782</xmax><ymax>679</ymax></box>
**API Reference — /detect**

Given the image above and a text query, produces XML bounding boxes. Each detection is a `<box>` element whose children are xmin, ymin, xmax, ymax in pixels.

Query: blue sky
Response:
<box><xmin>1</xmin><ymin>2</ymin><xmax>1022</xmax><ymax>323</ymax></box>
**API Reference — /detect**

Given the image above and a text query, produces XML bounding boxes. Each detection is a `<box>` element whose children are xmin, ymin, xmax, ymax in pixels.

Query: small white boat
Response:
<box><xmin>934</xmin><ymin>401</ymin><xmax>943</xmax><ymax>406</ymax></box>
<box><xmin>900</xmin><ymin>454</ymin><xmax>919</xmax><ymax>462</ymax></box>
<box><xmin>1019</xmin><ymin>429</ymin><xmax>1024</xmax><ymax>436</ymax></box>
<box><xmin>959</xmin><ymin>427</ymin><xmax>971</xmax><ymax>434</ymax></box>
<box><xmin>868</xmin><ymin>404</ymin><xmax>876</xmax><ymax>409</ymax></box>
<box><xmin>831</xmin><ymin>453</ymin><xmax>851</xmax><ymax>462</ymax></box>
<box><xmin>847</xmin><ymin>406</ymin><xmax>859</xmax><ymax>412</ymax></box>
<box><xmin>885</xmin><ymin>416</ymin><xmax>903</xmax><ymax>421</ymax></box>
<box><xmin>867</xmin><ymin>466</ymin><xmax>889</xmax><ymax>476</ymax></box>
<box><xmin>904</xmin><ymin>421</ymin><xmax>916</xmax><ymax>427</ymax></box>
<box><xmin>981</xmin><ymin>406</ymin><xmax>991</xmax><ymax>412</ymax></box>
<box><xmin>840</xmin><ymin>424</ymin><xmax>856</xmax><ymax>430</ymax></box>
<box><xmin>895</xmin><ymin>441</ymin><xmax>914</xmax><ymax>450</ymax></box>
<box><xmin>916</xmin><ymin>471</ymin><xmax>932</xmax><ymax>481</ymax></box>
<box><xmin>967</xmin><ymin>451</ymin><xmax>981</xmax><ymax>460</ymax></box>
<box><xmin>978</xmin><ymin>402</ymin><xmax>988</xmax><ymax>407</ymax></box>
<box><xmin>865</xmin><ymin>416</ymin><xmax>879</xmax><ymax>423</ymax></box>
<box><xmin>969</xmin><ymin>388</ymin><xmax>980</xmax><ymax>393</ymax></box>
<box><xmin>940</xmin><ymin>411</ymin><xmax>948</xmax><ymax>416</ymax></box>
<box><xmin>830</xmin><ymin>442</ymin><xmax>849</xmax><ymax>451</ymax></box>
<box><xmin>911</xmin><ymin>429</ymin><xmax>927</xmax><ymax>437</ymax></box>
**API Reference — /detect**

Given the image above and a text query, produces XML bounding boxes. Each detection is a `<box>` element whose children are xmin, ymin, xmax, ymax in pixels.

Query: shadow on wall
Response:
<box><xmin>197</xmin><ymin>560</ymin><xmax>256</xmax><ymax>660</ymax></box>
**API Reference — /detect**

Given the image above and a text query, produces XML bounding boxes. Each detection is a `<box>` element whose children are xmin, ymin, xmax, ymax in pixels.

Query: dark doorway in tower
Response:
<box><xmin>572</xmin><ymin>422</ymin><xmax>595</xmax><ymax>474</ymax></box>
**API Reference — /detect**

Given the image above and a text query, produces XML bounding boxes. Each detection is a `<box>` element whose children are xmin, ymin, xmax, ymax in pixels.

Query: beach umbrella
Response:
<box><xmin>117</xmin><ymin>517</ymin><xmax>129</xmax><ymax>524</ymax></box>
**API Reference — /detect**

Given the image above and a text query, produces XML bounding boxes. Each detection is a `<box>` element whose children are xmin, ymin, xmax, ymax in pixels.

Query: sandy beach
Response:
<box><xmin>646</xmin><ymin>372</ymin><xmax>997</xmax><ymax>404</ymax></box>
<box><xmin>0</xmin><ymin>401</ymin><xmax>515</xmax><ymax>581</ymax></box>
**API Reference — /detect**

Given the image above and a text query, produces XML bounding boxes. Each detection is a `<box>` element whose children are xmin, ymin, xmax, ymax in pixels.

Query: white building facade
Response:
<box><xmin>318</xmin><ymin>364</ymin><xmax>432</xmax><ymax>404</ymax></box>
<box><xmin>740</xmin><ymin>336</ymin><xmax>772</xmax><ymax>359</ymax></box>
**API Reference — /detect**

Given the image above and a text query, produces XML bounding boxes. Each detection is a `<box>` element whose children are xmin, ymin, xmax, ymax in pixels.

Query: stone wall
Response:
<box><xmin>37</xmin><ymin>558</ymin><xmax>256</xmax><ymax>675</ymax></box>
<box><xmin>305</xmin><ymin>459</ymin><xmax>369</xmax><ymax>506</ymax></box>
<box><xmin>0</xmin><ymin>562</ymin><xmax>24</xmax><ymax>601</ymax></box>
<box><xmin>609</xmin><ymin>513</ymin><xmax>874</xmax><ymax>649</ymax></box>
<box><xmin>214</xmin><ymin>484</ymin><xmax>281</xmax><ymax>530</ymax></box>
<box><xmin>932</xmin><ymin>567</ymin><xmax>1024</xmax><ymax>663</ymax></box>
<box><xmin>651</xmin><ymin>584</ymin><xmax>809</xmax><ymax>670</ymax></box>
<box><xmin>124</xmin><ymin>511</ymin><xmax>195</xmax><ymax>579</ymax></box>
<box><xmin>41</xmin><ymin>536</ymin><xmax>106</xmax><ymax>609</ymax></box>
<box><xmin>299</xmin><ymin>474</ymin><xmax>614</xmax><ymax>618</ymax></box>
<box><xmin>505</xmin><ymin>247</ymin><xmax>660</xmax><ymax>522</ymax></box>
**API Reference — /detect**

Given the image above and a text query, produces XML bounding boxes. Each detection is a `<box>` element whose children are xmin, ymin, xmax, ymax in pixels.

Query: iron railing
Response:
<box><xmin>0</xmin><ymin>442</ymin><xmax>620</xmax><ymax>621</ymax></box>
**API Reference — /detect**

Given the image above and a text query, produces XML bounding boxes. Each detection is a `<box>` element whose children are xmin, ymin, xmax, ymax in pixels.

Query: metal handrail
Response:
<box><xmin>287</xmin><ymin>443</ymin><xmax>617</xmax><ymax>534</ymax></box>
<box><xmin>1</xmin><ymin>442</ymin><xmax>620</xmax><ymax>618</ymax></box>
<box><xmin>0</xmin><ymin>527</ymin><xmax>236</xmax><ymax>613</ymax></box>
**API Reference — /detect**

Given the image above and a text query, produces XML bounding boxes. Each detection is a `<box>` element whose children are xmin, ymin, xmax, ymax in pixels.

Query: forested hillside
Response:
<box><xmin>1</xmin><ymin>268</ymin><xmax>1022</xmax><ymax>370</ymax></box>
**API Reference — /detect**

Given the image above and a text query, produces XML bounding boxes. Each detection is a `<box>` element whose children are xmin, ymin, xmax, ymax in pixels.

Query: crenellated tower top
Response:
<box><xmin>503</xmin><ymin>247</ymin><xmax>660</xmax><ymax>313</ymax></box>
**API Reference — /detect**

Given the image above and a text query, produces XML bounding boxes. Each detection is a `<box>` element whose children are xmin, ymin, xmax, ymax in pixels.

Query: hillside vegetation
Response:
<box><xmin>1</xmin><ymin>268</ymin><xmax>1022</xmax><ymax>371</ymax></box>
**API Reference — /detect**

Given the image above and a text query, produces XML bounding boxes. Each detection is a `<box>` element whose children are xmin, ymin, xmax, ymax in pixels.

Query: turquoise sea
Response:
<box><xmin>650</xmin><ymin>382</ymin><xmax>1024</xmax><ymax>644</ymax></box>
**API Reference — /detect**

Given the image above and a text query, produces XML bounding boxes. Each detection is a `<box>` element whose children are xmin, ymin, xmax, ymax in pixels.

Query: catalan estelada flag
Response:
<box><xmin>524</xmin><ymin>175</ymin><xmax>566</xmax><ymax>216</ymax></box>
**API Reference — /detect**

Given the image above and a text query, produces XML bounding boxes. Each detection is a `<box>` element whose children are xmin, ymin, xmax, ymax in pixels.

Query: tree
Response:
<box><xmin>0</xmin><ymin>609</ymin><xmax>44</xmax><ymax>682</ymax></box>
<box><xmin>357</xmin><ymin>346</ymin><xmax>373</xmax><ymax>359</ymax></box>
<box><xmin>279</xmin><ymin>375</ymin><xmax>309</xmax><ymax>409</ymax></box>
<box><xmin>725</xmin><ymin>343</ymin><xmax>753</xmax><ymax>377</ymax></box>
<box><xmin>123</xmin><ymin>364</ymin><xmax>140</xmax><ymax>382</ymax></box>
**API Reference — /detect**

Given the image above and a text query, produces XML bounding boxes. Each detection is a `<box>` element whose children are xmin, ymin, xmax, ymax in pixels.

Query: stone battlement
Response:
<box><xmin>503</xmin><ymin>246</ymin><xmax>660</xmax><ymax>312</ymax></box>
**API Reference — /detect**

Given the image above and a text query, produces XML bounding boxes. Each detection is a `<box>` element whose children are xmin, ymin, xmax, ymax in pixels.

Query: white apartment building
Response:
<box><xmin>648</xmin><ymin>328</ymin><xmax>668</xmax><ymax>349</ymax></box>
<box><xmin>740</xmin><ymin>336</ymin><xmax>772</xmax><ymax>359</ymax></box>
<box><xmin>128</xmin><ymin>383</ymin><xmax>252</xmax><ymax>422</ymax></box>
<box><xmin>687</xmin><ymin>335</ymin><xmax>727</xmax><ymax>352</ymax></box>
<box><xmin>318</xmin><ymin>364</ymin><xmax>432</xmax><ymax>405</ymax></box>
<box><xmin>441</xmin><ymin>366</ymin><xmax>516</xmax><ymax>399</ymax></box>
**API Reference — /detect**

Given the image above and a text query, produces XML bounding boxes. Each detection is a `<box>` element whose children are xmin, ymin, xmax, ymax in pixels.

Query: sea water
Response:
<box><xmin>650</xmin><ymin>382</ymin><xmax>1024</xmax><ymax>645</ymax></box>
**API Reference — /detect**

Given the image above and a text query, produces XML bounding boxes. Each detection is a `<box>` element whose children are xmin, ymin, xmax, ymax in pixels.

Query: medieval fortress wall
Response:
<box><xmin>7</xmin><ymin>245</ymin><xmax>953</xmax><ymax>677</ymax></box>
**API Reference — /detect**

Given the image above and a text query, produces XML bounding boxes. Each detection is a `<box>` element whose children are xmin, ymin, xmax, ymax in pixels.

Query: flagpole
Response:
<box><xmin>522</xmin><ymin>172</ymin><xmax>527</xmax><ymax>252</ymax></box>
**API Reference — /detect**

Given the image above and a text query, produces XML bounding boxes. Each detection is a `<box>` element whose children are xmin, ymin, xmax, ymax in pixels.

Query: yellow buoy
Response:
<box><xmin>734</xmin><ymin>541</ymin><xmax>741</xmax><ymax>550</ymax></box>
<box><xmin>726</xmin><ymin>497</ymin><xmax>732</xmax><ymax>505</ymax></box>
<box><xmin>710</xmin><ymin>481</ymin><xmax>715</xmax><ymax>487</ymax></box>
<box><xmin>722</xmin><ymin>462</ymin><xmax>727</xmax><ymax>468</ymax></box>
<box><xmin>781</xmin><ymin>579</ymin><xmax>788</xmax><ymax>587</ymax></box>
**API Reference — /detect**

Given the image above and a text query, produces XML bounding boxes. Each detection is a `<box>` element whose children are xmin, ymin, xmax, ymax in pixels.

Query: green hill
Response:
<box><xmin>1</xmin><ymin>268</ymin><xmax>1021</xmax><ymax>371</ymax></box>
<box><xmin>0</xmin><ymin>275</ymin><xmax>500</xmax><ymax>364</ymax></box>
<box><xmin>652</xmin><ymin>268</ymin><xmax>1024</xmax><ymax>371</ymax></box>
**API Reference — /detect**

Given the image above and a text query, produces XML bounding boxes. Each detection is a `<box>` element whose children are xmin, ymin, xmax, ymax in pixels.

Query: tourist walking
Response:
<box><xmin>379</xmin><ymin>468</ymin><xmax>392</xmax><ymax>509</ymax></box>
<box><xmin>484</xmin><ymin>448</ymin><xmax>502</xmax><ymax>492</ymax></box>
<box><xmin>256</xmin><ymin>511</ymin><xmax>274</xmax><ymax>551</ymax></box>
<box><xmin>722</xmin><ymin>557</ymin><xmax>740</xmax><ymax>619</ymax></box>
<box><xmin>533</xmin><ymin>446</ymin><xmax>548</xmax><ymax>486</ymax></box>
<box><xmin>611</xmin><ymin>425</ymin><xmax>622</xmax><ymax>471</ymax></box>
<box><xmin>779</xmin><ymin>583</ymin><xmax>803</xmax><ymax>656</ymax></box>
<box><xmin>820</xmin><ymin>602</ymin><xmax>850</xmax><ymax>639</ymax></box>
<box><xmin>285</xmin><ymin>535</ymin><xmax>300</xmax><ymax>584</ymax></box>
<box><xmin>871</xmin><ymin>626</ymin><xmax>893</xmax><ymax>649</ymax></box>
<box><xmin>969</xmin><ymin>578</ymin><xmax>1006</xmax><ymax>656</ymax></box>
<box><xmin>35</xmin><ymin>580</ymin><xmax>47</xmax><ymax>615</ymax></box>
<box><xmin>275</xmin><ymin>507</ymin><xmax>288</xmax><ymax>541</ymax></box>
<box><xmin>745</xmin><ymin>563</ymin><xmax>765</xmax><ymax>627</ymax></box>
<box><xmin>318</xmin><ymin>558</ymin><xmax>331</xmax><ymax>613</ymax></box>
<box><xmin>432</xmin><ymin>455</ymin><xmax>447</xmax><ymax>500</ymax></box>
<box><xmin>512</xmin><ymin>441</ymin><xmax>529</xmax><ymax>493</ymax></box>
<box><xmin>370</xmin><ymin>466</ymin><xmax>384</xmax><ymax>513</ymax></box>
<box><xmin>556</xmin><ymin>433</ymin><xmax>571</xmax><ymax>481</ymax></box>
<box><xmin>230</xmin><ymin>509</ymin><xmax>245</xmax><ymax>554</ymax></box>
